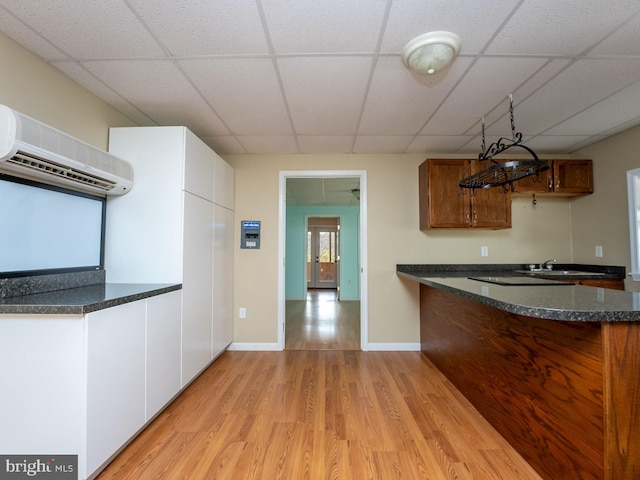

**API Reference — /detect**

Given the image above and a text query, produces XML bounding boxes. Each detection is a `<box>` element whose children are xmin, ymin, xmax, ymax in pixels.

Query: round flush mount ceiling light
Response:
<box><xmin>402</xmin><ymin>31</ymin><xmax>461</xmax><ymax>75</ymax></box>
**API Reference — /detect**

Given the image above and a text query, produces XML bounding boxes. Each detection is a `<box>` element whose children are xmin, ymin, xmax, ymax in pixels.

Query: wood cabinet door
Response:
<box><xmin>554</xmin><ymin>159</ymin><xmax>593</xmax><ymax>194</ymax></box>
<box><xmin>420</xmin><ymin>159</ymin><xmax>469</xmax><ymax>228</ymax></box>
<box><xmin>469</xmin><ymin>160</ymin><xmax>512</xmax><ymax>228</ymax></box>
<box><xmin>512</xmin><ymin>167</ymin><xmax>553</xmax><ymax>193</ymax></box>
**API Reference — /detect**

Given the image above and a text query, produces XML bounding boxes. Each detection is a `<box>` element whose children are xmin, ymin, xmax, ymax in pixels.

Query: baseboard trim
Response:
<box><xmin>228</xmin><ymin>342</ymin><xmax>283</xmax><ymax>351</ymax></box>
<box><xmin>227</xmin><ymin>342</ymin><xmax>420</xmax><ymax>352</ymax></box>
<box><xmin>366</xmin><ymin>343</ymin><xmax>421</xmax><ymax>351</ymax></box>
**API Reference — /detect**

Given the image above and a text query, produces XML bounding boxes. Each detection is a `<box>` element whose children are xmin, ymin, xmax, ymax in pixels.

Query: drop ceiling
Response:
<box><xmin>1</xmin><ymin>0</ymin><xmax>640</xmax><ymax>157</ymax></box>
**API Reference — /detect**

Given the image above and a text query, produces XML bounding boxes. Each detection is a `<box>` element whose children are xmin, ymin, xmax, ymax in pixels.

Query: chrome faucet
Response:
<box><xmin>540</xmin><ymin>259</ymin><xmax>556</xmax><ymax>270</ymax></box>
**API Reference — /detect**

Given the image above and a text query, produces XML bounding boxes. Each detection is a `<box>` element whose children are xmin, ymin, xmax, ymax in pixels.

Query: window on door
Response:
<box><xmin>307</xmin><ymin>220</ymin><xmax>339</xmax><ymax>289</ymax></box>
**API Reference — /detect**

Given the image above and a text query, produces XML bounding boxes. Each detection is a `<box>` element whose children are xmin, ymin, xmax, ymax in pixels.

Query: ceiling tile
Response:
<box><xmin>510</xmin><ymin>58</ymin><xmax>640</xmax><ymax>135</ymax></box>
<box><xmin>179</xmin><ymin>58</ymin><xmax>292</xmax><ymax>135</ymax></box>
<box><xmin>590</xmin><ymin>12</ymin><xmax>640</xmax><ymax>55</ymax></box>
<box><xmin>359</xmin><ymin>55</ymin><xmax>473</xmax><ymax>135</ymax></box>
<box><xmin>353</xmin><ymin>135</ymin><xmax>414</xmax><ymax>154</ymax></box>
<box><xmin>406</xmin><ymin>135</ymin><xmax>476</xmax><ymax>154</ymax></box>
<box><xmin>0</xmin><ymin>7</ymin><xmax>67</xmax><ymax>59</ymax></box>
<box><xmin>237</xmin><ymin>136</ymin><xmax>300</xmax><ymax>154</ymax></box>
<box><xmin>380</xmin><ymin>0</ymin><xmax>522</xmax><ymax>54</ymax></box>
<box><xmin>421</xmin><ymin>57</ymin><xmax>549</xmax><ymax>136</ymax></box>
<box><xmin>486</xmin><ymin>0</ymin><xmax>640</xmax><ymax>55</ymax></box>
<box><xmin>278</xmin><ymin>56</ymin><xmax>372</xmax><ymax>135</ymax></box>
<box><xmin>200</xmin><ymin>135</ymin><xmax>247</xmax><ymax>155</ymax></box>
<box><xmin>263</xmin><ymin>0</ymin><xmax>388</xmax><ymax>53</ymax></box>
<box><xmin>523</xmin><ymin>135</ymin><xmax>594</xmax><ymax>153</ymax></box>
<box><xmin>545</xmin><ymin>81</ymin><xmax>640</xmax><ymax>135</ymax></box>
<box><xmin>0</xmin><ymin>0</ymin><xmax>164</xmax><ymax>58</ymax></box>
<box><xmin>298</xmin><ymin>136</ymin><xmax>355</xmax><ymax>154</ymax></box>
<box><xmin>82</xmin><ymin>59</ymin><xmax>230</xmax><ymax>136</ymax></box>
<box><xmin>52</xmin><ymin>61</ymin><xmax>156</xmax><ymax>126</ymax></box>
<box><xmin>129</xmin><ymin>0</ymin><xmax>269</xmax><ymax>55</ymax></box>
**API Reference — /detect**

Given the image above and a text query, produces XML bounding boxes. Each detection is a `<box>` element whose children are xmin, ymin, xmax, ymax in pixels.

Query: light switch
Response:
<box><xmin>481</xmin><ymin>246</ymin><xmax>489</xmax><ymax>257</ymax></box>
<box><xmin>595</xmin><ymin>246</ymin><xmax>603</xmax><ymax>258</ymax></box>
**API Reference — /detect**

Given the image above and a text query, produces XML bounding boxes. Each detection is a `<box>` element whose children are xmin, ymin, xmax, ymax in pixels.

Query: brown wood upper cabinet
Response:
<box><xmin>512</xmin><ymin>159</ymin><xmax>593</xmax><ymax>195</ymax></box>
<box><xmin>419</xmin><ymin>159</ymin><xmax>511</xmax><ymax>229</ymax></box>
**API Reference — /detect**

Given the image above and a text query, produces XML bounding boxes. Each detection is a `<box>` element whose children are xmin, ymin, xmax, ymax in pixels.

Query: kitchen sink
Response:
<box><xmin>513</xmin><ymin>269</ymin><xmax>606</xmax><ymax>276</ymax></box>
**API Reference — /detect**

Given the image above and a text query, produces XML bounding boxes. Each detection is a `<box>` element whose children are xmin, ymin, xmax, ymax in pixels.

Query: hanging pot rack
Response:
<box><xmin>458</xmin><ymin>94</ymin><xmax>550</xmax><ymax>193</ymax></box>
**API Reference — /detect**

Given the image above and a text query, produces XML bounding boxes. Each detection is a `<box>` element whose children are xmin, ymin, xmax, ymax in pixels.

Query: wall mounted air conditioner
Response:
<box><xmin>0</xmin><ymin>104</ymin><xmax>133</xmax><ymax>195</ymax></box>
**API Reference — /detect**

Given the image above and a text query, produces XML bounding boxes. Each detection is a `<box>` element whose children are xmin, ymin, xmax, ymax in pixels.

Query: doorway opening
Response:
<box><xmin>307</xmin><ymin>218</ymin><xmax>339</xmax><ymax>290</ymax></box>
<box><xmin>278</xmin><ymin>170</ymin><xmax>368</xmax><ymax>351</ymax></box>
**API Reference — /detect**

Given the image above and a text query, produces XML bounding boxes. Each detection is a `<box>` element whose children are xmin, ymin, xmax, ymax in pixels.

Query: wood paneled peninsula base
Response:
<box><xmin>400</xmin><ymin>274</ymin><xmax>640</xmax><ymax>480</ymax></box>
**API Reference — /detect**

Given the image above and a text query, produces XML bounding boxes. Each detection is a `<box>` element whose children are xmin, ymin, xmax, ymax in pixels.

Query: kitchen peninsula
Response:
<box><xmin>397</xmin><ymin>264</ymin><xmax>639</xmax><ymax>480</ymax></box>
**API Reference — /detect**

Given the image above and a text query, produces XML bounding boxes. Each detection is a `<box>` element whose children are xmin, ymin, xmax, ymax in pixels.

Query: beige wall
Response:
<box><xmin>0</xmin><ymin>32</ymin><xmax>134</xmax><ymax>148</ymax></box>
<box><xmin>574</xmin><ymin>124</ymin><xmax>640</xmax><ymax>291</ymax></box>
<box><xmin>227</xmin><ymin>153</ymin><xmax>579</xmax><ymax>347</ymax></box>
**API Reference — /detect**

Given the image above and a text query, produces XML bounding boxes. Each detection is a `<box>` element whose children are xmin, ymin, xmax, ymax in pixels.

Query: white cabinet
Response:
<box><xmin>145</xmin><ymin>290</ymin><xmax>182</xmax><ymax>419</ymax></box>
<box><xmin>0</xmin><ymin>316</ymin><xmax>85</xmax><ymax>459</ymax></box>
<box><xmin>0</xmin><ymin>290</ymin><xmax>182</xmax><ymax>480</ymax></box>
<box><xmin>213</xmin><ymin>203</ymin><xmax>234</xmax><ymax>357</ymax></box>
<box><xmin>107</xmin><ymin>127</ymin><xmax>234</xmax><ymax>387</ymax></box>
<box><xmin>86</xmin><ymin>301</ymin><xmax>146</xmax><ymax>475</ymax></box>
<box><xmin>181</xmin><ymin>191</ymin><xmax>214</xmax><ymax>382</ymax></box>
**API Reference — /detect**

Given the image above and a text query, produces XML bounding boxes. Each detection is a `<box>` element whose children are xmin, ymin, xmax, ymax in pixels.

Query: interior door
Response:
<box><xmin>307</xmin><ymin>224</ymin><xmax>338</xmax><ymax>289</ymax></box>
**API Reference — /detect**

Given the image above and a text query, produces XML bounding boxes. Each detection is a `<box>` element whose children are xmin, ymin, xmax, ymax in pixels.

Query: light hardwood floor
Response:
<box><xmin>285</xmin><ymin>289</ymin><xmax>360</xmax><ymax>350</ymax></box>
<box><xmin>96</xmin><ymin>350</ymin><xmax>542</xmax><ymax>480</ymax></box>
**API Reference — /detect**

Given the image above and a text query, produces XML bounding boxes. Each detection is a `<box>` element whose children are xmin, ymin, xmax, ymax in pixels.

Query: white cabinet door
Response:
<box><xmin>146</xmin><ymin>290</ymin><xmax>182</xmax><ymax>419</ymax></box>
<box><xmin>86</xmin><ymin>300</ymin><xmax>146</xmax><ymax>476</ymax></box>
<box><xmin>213</xmin><ymin>204</ymin><xmax>234</xmax><ymax>358</ymax></box>
<box><xmin>0</xmin><ymin>316</ymin><xmax>84</xmax><ymax>457</ymax></box>
<box><xmin>214</xmin><ymin>154</ymin><xmax>234</xmax><ymax>210</ymax></box>
<box><xmin>181</xmin><ymin>191</ymin><xmax>214</xmax><ymax>385</ymax></box>
<box><xmin>106</xmin><ymin>127</ymin><xmax>184</xmax><ymax>283</ymax></box>
<box><xmin>184</xmin><ymin>129</ymin><xmax>215</xmax><ymax>202</ymax></box>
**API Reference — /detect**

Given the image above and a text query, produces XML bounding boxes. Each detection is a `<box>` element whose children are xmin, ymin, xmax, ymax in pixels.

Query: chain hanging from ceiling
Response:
<box><xmin>459</xmin><ymin>94</ymin><xmax>550</xmax><ymax>194</ymax></box>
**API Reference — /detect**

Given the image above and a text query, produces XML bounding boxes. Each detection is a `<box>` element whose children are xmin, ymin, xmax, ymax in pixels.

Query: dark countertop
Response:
<box><xmin>397</xmin><ymin>264</ymin><xmax>638</xmax><ymax>322</ymax></box>
<box><xmin>0</xmin><ymin>283</ymin><xmax>182</xmax><ymax>315</ymax></box>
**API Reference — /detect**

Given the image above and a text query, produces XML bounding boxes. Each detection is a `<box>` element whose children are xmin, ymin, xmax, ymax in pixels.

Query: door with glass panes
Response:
<box><xmin>307</xmin><ymin>223</ymin><xmax>339</xmax><ymax>289</ymax></box>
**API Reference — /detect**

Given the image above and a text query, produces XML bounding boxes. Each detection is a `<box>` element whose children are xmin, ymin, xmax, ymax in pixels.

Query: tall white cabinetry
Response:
<box><xmin>106</xmin><ymin>127</ymin><xmax>234</xmax><ymax>385</ymax></box>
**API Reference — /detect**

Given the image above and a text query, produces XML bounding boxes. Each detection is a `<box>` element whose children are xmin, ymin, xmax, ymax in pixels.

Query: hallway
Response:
<box><xmin>285</xmin><ymin>289</ymin><xmax>360</xmax><ymax>350</ymax></box>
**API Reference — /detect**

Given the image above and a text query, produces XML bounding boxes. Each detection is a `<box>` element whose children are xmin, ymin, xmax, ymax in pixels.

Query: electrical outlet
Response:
<box><xmin>481</xmin><ymin>246</ymin><xmax>489</xmax><ymax>257</ymax></box>
<box><xmin>595</xmin><ymin>245</ymin><xmax>603</xmax><ymax>258</ymax></box>
<box><xmin>239</xmin><ymin>307</ymin><xmax>246</xmax><ymax>319</ymax></box>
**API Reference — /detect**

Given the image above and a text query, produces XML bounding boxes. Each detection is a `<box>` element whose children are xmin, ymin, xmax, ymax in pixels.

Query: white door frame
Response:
<box><xmin>278</xmin><ymin>170</ymin><xmax>368</xmax><ymax>351</ymax></box>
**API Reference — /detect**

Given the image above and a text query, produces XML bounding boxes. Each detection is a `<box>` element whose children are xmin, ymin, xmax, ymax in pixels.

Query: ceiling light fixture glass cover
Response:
<box><xmin>402</xmin><ymin>31</ymin><xmax>461</xmax><ymax>75</ymax></box>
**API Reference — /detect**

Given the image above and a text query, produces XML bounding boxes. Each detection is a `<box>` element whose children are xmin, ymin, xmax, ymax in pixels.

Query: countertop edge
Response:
<box><xmin>397</xmin><ymin>270</ymin><xmax>639</xmax><ymax>322</ymax></box>
<box><xmin>0</xmin><ymin>283</ymin><xmax>182</xmax><ymax>315</ymax></box>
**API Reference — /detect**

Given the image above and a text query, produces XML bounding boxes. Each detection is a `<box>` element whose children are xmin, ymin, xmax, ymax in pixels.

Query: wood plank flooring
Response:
<box><xmin>96</xmin><ymin>351</ymin><xmax>542</xmax><ymax>480</ymax></box>
<box><xmin>285</xmin><ymin>289</ymin><xmax>360</xmax><ymax>350</ymax></box>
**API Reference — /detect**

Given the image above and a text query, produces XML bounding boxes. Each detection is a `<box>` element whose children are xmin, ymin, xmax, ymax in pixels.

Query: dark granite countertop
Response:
<box><xmin>0</xmin><ymin>283</ymin><xmax>182</xmax><ymax>315</ymax></box>
<box><xmin>397</xmin><ymin>264</ymin><xmax>637</xmax><ymax>322</ymax></box>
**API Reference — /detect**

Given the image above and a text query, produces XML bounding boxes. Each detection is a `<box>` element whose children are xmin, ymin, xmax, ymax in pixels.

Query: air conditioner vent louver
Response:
<box><xmin>0</xmin><ymin>104</ymin><xmax>133</xmax><ymax>195</ymax></box>
<box><xmin>8</xmin><ymin>152</ymin><xmax>116</xmax><ymax>191</ymax></box>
